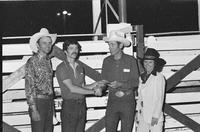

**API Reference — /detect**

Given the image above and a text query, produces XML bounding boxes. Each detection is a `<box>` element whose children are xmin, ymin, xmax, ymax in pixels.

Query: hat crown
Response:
<box><xmin>39</xmin><ymin>28</ymin><xmax>49</xmax><ymax>34</ymax></box>
<box><xmin>144</xmin><ymin>48</ymin><xmax>160</xmax><ymax>59</ymax></box>
<box><xmin>109</xmin><ymin>30</ymin><xmax>124</xmax><ymax>39</ymax></box>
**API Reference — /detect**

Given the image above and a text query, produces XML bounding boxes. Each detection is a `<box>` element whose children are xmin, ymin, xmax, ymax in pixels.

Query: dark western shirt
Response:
<box><xmin>101</xmin><ymin>53</ymin><xmax>139</xmax><ymax>98</ymax></box>
<box><xmin>25</xmin><ymin>54</ymin><xmax>53</xmax><ymax>106</ymax></box>
<box><xmin>56</xmin><ymin>60</ymin><xmax>85</xmax><ymax>100</ymax></box>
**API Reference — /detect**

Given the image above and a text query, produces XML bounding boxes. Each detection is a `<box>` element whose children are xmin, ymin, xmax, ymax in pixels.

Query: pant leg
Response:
<box><xmin>120</xmin><ymin>97</ymin><xmax>136</xmax><ymax>132</ymax></box>
<box><xmin>61</xmin><ymin>100</ymin><xmax>78</xmax><ymax>132</ymax></box>
<box><xmin>44</xmin><ymin>98</ymin><xmax>54</xmax><ymax>132</ymax></box>
<box><xmin>76</xmin><ymin>100</ymin><xmax>86</xmax><ymax>132</ymax></box>
<box><xmin>105</xmin><ymin>101</ymin><xmax>120</xmax><ymax>132</ymax></box>
<box><xmin>30</xmin><ymin>98</ymin><xmax>53</xmax><ymax>132</ymax></box>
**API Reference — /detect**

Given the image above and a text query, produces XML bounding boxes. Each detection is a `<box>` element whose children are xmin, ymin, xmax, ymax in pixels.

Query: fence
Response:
<box><xmin>2</xmin><ymin>32</ymin><xmax>200</xmax><ymax>132</ymax></box>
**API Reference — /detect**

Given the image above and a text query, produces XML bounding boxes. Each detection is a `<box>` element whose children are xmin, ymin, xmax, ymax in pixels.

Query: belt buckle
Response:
<box><xmin>115</xmin><ymin>91</ymin><xmax>125</xmax><ymax>97</ymax></box>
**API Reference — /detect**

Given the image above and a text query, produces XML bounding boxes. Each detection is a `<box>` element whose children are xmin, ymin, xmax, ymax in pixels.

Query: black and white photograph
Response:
<box><xmin>2</xmin><ymin>0</ymin><xmax>200</xmax><ymax>132</ymax></box>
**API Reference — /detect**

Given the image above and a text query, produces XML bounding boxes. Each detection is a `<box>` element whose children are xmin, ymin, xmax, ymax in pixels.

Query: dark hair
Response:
<box><xmin>142</xmin><ymin>57</ymin><xmax>166</xmax><ymax>74</ymax></box>
<box><xmin>63</xmin><ymin>39</ymin><xmax>82</xmax><ymax>52</ymax></box>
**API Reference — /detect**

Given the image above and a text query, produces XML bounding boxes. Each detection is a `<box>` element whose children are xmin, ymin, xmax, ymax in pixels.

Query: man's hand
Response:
<box><xmin>151</xmin><ymin>117</ymin><xmax>158</xmax><ymax>126</ymax></box>
<box><xmin>97</xmin><ymin>80</ymin><xmax>109</xmax><ymax>87</ymax></box>
<box><xmin>30</xmin><ymin>106</ymin><xmax>40</xmax><ymax>121</ymax></box>
<box><xmin>108</xmin><ymin>81</ymin><xmax>123</xmax><ymax>89</ymax></box>
<box><xmin>94</xmin><ymin>88</ymin><xmax>102</xmax><ymax>96</ymax></box>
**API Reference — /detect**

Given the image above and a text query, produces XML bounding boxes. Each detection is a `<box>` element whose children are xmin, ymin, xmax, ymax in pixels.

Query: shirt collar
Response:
<box><xmin>111</xmin><ymin>52</ymin><xmax>124</xmax><ymax>61</ymax></box>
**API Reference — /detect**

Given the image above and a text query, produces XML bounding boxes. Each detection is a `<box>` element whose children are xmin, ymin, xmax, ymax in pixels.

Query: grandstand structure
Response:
<box><xmin>2</xmin><ymin>0</ymin><xmax>200</xmax><ymax>132</ymax></box>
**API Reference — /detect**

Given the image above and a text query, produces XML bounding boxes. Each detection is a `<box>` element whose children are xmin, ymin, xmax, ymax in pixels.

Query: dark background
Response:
<box><xmin>1</xmin><ymin>0</ymin><xmax>199</xmax><ymax>37</ymax></box>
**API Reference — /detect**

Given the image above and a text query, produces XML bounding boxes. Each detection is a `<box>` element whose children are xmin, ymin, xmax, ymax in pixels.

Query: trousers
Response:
<box><xmin>61</xmin><ymin>99</ymin><xmax>86</xmax><ymax>132</ymax></box>
<box><xmin>29</xmin><ymin>97</ymin><xmax>54</xmax><ymax>132</ymax></box>
<box><xmin>105</xmin><ymin>92</ymin><xmax>136</xmax><ymax>132</ymax></box>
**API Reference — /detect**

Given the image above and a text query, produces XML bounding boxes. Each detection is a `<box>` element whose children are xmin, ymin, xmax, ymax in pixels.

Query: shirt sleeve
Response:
<box><xmin>101</xmin><ymin>59</ymin><xmax>109</xmax><ymax>81</ymax></box>
<box><xmin>152</xmin><ymin>74</ymin><xmax>166</xmax><ymax>118</ymax></box>
<box><xmin>25</xmin><ymin>60</ymin><xmax>37</xmax><ymax>106</ymax></box>
<box><xmin>56</xmin><ymin>63</ymin><xmax>70</xmax><ymax>82</ymax></box>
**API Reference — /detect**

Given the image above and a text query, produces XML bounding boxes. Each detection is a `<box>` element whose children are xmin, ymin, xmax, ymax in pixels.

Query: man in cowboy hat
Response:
<box><xmin>100</xmin><ymin>30</ymin><xmax>139</xmax><ymax>132</ymax></box>
<box><xmin>25</xmin><ymin>28</ymin><xmax>57</xmax><ymax>132</ymax></box>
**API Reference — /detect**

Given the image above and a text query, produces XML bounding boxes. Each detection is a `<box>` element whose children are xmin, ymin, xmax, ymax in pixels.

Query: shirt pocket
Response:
<box><xmin>121</xmin><ymin>68</ymin><xmax>130</xmax><ymax>81</ymax></box>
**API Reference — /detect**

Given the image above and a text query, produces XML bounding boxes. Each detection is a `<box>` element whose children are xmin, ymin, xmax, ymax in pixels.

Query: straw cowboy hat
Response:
<box><xmin>29</xmin><ymin>28</ymin><xmax>57</xmax><ymax>53</ymax></box>
<box><xmin>103</xmin><ymin>30</ymin><xmax>131</xmax><ymax>47</ymax></box>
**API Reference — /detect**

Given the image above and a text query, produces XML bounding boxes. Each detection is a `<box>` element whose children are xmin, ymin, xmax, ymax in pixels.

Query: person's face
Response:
<box><xmin>37</xmin><ymin>36</ymin><xmax>52</xmax><ymax>54</ymax></box>
<box><xmin>143</xmin><ymin>59</ymin><xmax>155</xmax><ymax>74</ymax></box>
<box><xmin>108</xmin><ymin>41</ymin><xmax>122</xmax><ymax>55</ymax></box>
<box><xmin>65</xmin><ymin>44</ymin><xmax>79</xmax><ymax>59</ymax></box>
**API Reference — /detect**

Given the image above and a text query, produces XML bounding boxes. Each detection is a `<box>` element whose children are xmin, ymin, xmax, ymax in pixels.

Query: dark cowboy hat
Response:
<box><xmin>157</xmin><ymin>58</ymin><xmax>166</xmax><ymax>66</ymax></box>
<box><xmin>143</xmin><ymin>48</ymin><xmax>160</xmax><ymax>60</ymax></box>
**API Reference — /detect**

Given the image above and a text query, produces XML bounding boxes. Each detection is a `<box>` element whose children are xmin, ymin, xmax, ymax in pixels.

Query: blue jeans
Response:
<box><xmin>105</xmin><ymin>92</ymin><xmax>136</xmax><ymax>132</ymax></box>
<box><xmin>29</xmin><ymin>97</ymin><xmax>54</xmax><ymax>132</ymax></box>
<box><xmin>61</xmin><ymin>99</ymin><xmax>86</xmax><ymax>132</ymax></box>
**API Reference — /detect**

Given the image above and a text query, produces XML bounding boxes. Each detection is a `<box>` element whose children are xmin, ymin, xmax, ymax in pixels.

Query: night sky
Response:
<box><xmin>1</xmin><ymin>0</ymin><xmax>199</xmax><ymax>37</ymax></box>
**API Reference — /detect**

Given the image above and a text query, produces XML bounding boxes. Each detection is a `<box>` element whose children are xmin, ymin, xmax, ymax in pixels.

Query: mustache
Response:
<box><xmin>71</xmin><ymin>52</ymin><xmax>78</xmax><ymax>55</ymax></box>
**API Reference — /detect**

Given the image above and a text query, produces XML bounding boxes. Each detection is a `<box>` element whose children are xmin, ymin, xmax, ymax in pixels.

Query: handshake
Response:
<box><xmin>93</xmin><ymin>80</ymin><xmax>110</xmax><ymax>97</ymax></box>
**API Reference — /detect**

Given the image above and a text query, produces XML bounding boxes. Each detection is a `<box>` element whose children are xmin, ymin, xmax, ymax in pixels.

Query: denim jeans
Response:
<box><xmin>29</xmin><ymin>97</ymin><xmax>54</xmax><ymax>132</ymax></box>
<box><xmin>105</xmin><ymin>92</ymin><xmax>136</xmax><ymax>132</ymax></box>
<box><xmin>61</xmin><ymin>99</ymin><xmax>86</xmax><ymax>132</ymax></box>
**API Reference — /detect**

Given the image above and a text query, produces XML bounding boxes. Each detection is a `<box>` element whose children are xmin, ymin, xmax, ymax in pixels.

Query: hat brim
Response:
<box><xmin>143</xmin><ymin>55</ymin><xmax>157</xmax><ymax>60</ymax></box>
<box><xmin>103</xmin><ymin>36</ymin><xmax>131</xmax><ymax>47</ymax></box>
<box><xmin>30</xmin><ymin>33</ymin><xmax>57</xmax><ymax>53</ymax></box>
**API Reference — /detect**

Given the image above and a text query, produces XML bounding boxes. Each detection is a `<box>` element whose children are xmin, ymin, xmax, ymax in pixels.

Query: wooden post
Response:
<box><xmin>198</xmin><ymin>0</ymin><xmax>200</xmax><ymax>30</ymax></box>
<box><xmin>136</xmin><ymin>25</ymin><xmax>145</xmax><ymax>74</ymax></box>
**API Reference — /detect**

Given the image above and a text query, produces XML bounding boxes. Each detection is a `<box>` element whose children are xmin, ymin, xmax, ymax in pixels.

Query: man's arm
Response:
<box><xmin>25</xmin><ymin>60</ymin><xmax>37</xmax><ymax>107</ymax></box>
<box><xmin>25</xmin><ymin>60</ymin><xmax>40</xmax><ymax>121</ymax></box>
<box><xmin>63</xmin><ymin>79</ymin><xmax>95</xmax><ymax>95</ymax></box>
<box><xmin>82</xmin><ymin>82</ymin><xmax>97</xmax><ymax>90</ymax></box>
<box><xmin>48</xmin><ymin>45</ymin><xmax>66</xmax><ymax>61</ymax></box>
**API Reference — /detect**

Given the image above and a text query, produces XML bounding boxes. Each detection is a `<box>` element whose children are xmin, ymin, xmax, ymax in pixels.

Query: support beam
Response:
<box><xmin>86</xmin><ymin>117</ymin><xmax>105</xmax><ymax>132</ymax></box>
<box><xmin>164</xmin><ymin>104</ymin><xmax>200</xmax><ymax>132</ymax></box>
<box><xmin>3</xmin><ymin>122</ymin><xmax>20</xmax><ymax>132</ymax></box>
<box><xmin>118</xmin><ymin>0</ymin><xmax>127</xmax><ymax>22</ymax></box>
<box><xmin>3</xmin><ymin>65</ymin><xmax>25</xmax><ymax>93</ymax></box>
<box><xmin>166</xmin><ymin>55</ymin><xmax>200</xmax><ymax>92</ymax></box>
<box><xmin>92</xmin><ymin>0</ymin><xmax>102</xmax><ymax>36</ymax></box>
<box><xmin>198</xmin><ymin>0</ymin><xmax>200</xmax><ymax>30</ymax></box>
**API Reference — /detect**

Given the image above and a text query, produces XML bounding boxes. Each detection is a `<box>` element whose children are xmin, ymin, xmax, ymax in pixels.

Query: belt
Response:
<box><xmin>64</xmin><ymin>98</ymin><xmax>85</xmax><ymax>104</ymax></box>
<box><xmin>36</xmin><ymin>94</ymin><xmax>53</xmax><ymax>99</ymax></box>
<box><xmin>115</xmin><ymin>90</ymin><xmax>133</xmax><ymax>98</ymax></box>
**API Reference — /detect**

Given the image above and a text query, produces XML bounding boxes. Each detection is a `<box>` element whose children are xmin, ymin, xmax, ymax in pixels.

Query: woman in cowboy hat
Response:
<box><xmin>135</xmin><ymin>48</ymin><xmax>166</xmax><ymax>132</ymax></box>
<box><xmin>25</xmin><ymin>28</ymin><xmax>57</xmax><ymax>132</ymax></box>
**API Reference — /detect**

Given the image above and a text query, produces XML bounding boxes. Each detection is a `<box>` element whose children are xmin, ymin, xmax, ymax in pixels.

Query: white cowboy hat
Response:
<box><xmin>103</xmin><ymin>30</ymin><xmax>131</xmax><ymax>47</ymax></box>
<box><xmin>29</xmin><ymin>28</ymin><xmax>57</xmax><ymax>53</ymax></box>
